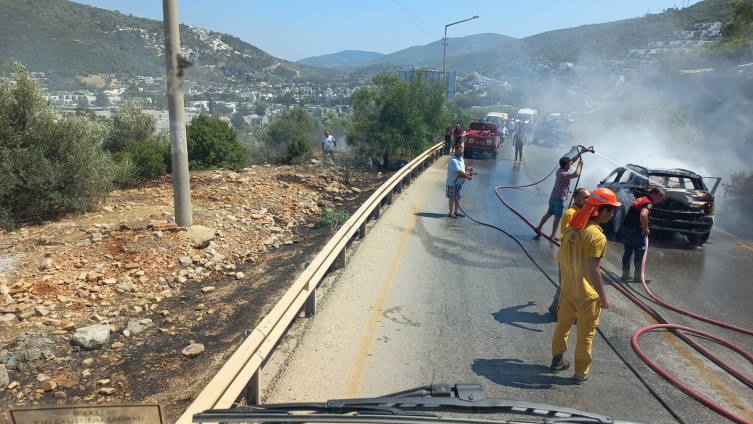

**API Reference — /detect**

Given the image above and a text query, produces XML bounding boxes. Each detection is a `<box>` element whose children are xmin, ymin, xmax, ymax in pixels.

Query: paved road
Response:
<box><xmin>266</xmin><ymin>139</ymin><xmax>753</xmax><ymax>424</ymax></box>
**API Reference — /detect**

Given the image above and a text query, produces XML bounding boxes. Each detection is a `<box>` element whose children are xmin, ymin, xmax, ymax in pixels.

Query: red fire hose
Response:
<box><xmin>493</xmin><ymin>167</ymin><xmax>753</xmax><ymax>424</ymax></box>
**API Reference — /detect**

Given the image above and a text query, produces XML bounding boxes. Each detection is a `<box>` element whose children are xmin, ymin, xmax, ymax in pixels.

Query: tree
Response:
<box><xmin>186</xmin><ymin>114</ymin><xmax>247</xmax><ymax>170</ymax></box>
<box><xmin>231</xmin><ymin>111</ymin><xmax>247</xmax><ymax>131</ymax></box>
<box><xmin>105</xmin><ymin>102</ymin><xmax>157</xmax><ymax>152</ymax></box>
<box><xmin>254</xmin><ymin>100</ymin><xmax>267</xmax><ymax>116</ymax></box>
<box><xmin>347</xmin><ymin>73</ymin><xmax>449</xmax><ymax>161</ymax></box>
<box><xmin>0</xmin><ymin>61</ymin><xmax>112</xmax><ymax>226</ymax></box>
<box><xmin>262</xmin><ymin>107</ymin><xmax>314</xmax><ymax>146</ymax></box>
<box><xmin>77</xmin><ymin>96</ymin><xmax>90</xmax><ymax>109</ymax></box>
<box><xmin>96</xmin><ymin>91</ymin><xmax>110</xmax><ymax>107</ymax></box>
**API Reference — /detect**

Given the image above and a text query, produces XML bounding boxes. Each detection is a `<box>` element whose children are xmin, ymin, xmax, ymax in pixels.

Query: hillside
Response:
<box><xmin>0</xmin><ymin>0</ymin><xmax>330</xmax><ymax>82</ymax></box>
<box><xmin>449</xmin><ymin>0</ymin><xmax>735</xmax><ymax>71</ymax></box>
<box><xmin>370</xmin><ymin>33</ymin><xmax>516</xmax><ymax>67</ymax></box>
<box><xmin>297</xmin><ymin>50</ymin><xmax>385</xmax><ymax>68</ymax></box>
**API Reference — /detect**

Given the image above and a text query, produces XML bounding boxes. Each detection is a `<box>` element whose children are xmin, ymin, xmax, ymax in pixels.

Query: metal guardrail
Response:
<box><xmin>176</xmin><ymin>142</ymin><xmax>444</xmax><ymax>423</ymax></box>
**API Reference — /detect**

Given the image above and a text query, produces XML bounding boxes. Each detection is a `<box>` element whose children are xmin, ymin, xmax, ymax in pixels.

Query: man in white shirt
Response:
<box><xmin>446</xmin><ymin>145</ymin><xmax>473</xmax><ymax>218</ymax></box>
<box><xmin>322</xmin><ymin>130</ymin><xmax>336</xmax><ymax>157</ymax></box>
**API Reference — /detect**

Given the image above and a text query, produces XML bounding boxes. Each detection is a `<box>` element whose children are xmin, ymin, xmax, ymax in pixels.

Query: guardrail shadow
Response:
<box><xmin>492</xmin><ymin>301</ymin><xmax>556</xmax><ymax>332</ymax></box>
<box><xmin>472</xmin><ymin>358</ymin><xmax>576</xmax><ymax>389</ymax></box>
<box><xmin>415</xmin><ymin>212</ymin><xmax>452</xmax><ymax>219</ymax></box>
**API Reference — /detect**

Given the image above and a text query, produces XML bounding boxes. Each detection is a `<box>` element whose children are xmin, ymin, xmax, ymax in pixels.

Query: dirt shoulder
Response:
<box><xmin>0</xmin><ymin>163</ymin><xmax>390</xmax><ymax>420</ymax></box>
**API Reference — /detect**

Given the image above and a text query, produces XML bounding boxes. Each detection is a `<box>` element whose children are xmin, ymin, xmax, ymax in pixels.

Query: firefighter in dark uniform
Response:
<box><xmin>621</xmin><ymin>187</ymin><xmax>665</xmax><ymax>283</ymax></box>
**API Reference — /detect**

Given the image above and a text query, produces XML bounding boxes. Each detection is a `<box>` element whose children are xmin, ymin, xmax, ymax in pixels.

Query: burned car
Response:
<box><xmin>463</xmin><ymin>121</ymin><xmax>501</xmax><ymax>158</ymax></box>
<box><xmin>597</xmin><ymin>164</ymin><xmax>721</xmax><ymax>245</ymax></box>
<box><xmin>532</xmin><ymin>119</ymin><xmax>574</xmax><ymax>146</ymax></box>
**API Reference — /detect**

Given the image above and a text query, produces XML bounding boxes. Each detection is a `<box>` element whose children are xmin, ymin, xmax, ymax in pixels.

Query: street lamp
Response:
<box><xmin>443</xmin><ymin>15</ymin><xmax>479</xmax><ymax>85</ymax></box>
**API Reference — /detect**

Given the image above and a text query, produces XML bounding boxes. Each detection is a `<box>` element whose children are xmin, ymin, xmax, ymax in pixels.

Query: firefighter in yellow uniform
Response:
<box><xmin>550</xmin><ymin>188</ymin><xmax>620</xmax><ymax>384</ymax></box>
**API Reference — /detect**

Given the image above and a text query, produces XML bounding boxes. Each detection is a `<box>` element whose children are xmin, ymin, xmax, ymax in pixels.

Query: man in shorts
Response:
<box><xmin>534</xmin><ymin>148</ymin><xmax>589</xmax><ymax>241</ymax></box>
<box><xmin>446</xmin><ymin>145</ymin><xmax>473</xmax><ymax>218</ymax></box>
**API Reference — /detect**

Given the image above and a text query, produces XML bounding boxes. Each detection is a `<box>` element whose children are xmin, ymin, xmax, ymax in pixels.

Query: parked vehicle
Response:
<box><xmin>516</xmin><ymin>108</ymin><xmax>538</xmax><ymax>137</ymax></box>
<box><xmin>484</xmin><ymin>112</ymin><xmax>507</xmax><ymax>128</ymax></box>
<box><xmin>533</xmin><ymin>119</ymin><xmax>574</xmax><ymax>146</ymax></box>
<box><xmin>597</xmin><ymin>164</ymin><xmax>721</xmax><ymax>245</ymax></box>
<box><xmin>463</xmin><ymin>121</ymin><xmax>501</xmax><ymax>158</ymax></box>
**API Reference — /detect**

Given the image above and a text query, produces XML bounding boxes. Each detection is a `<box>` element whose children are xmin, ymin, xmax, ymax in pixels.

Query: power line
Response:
<box><xmin>390</xmin><ymin>0</ymin><xmax>436</xmax><ymax>39</ymax></box>
<box><xmin>397</xmin><ymin>0</ymin><xmax>440</xmax><ymax>38</ymax></box>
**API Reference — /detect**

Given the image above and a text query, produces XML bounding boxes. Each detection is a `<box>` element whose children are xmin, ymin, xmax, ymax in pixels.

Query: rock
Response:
<box><xmin>39</xmin><ymin>258</ymin><xmax>54</xmax><ymax>270</ymax></box>
<box><xmin>0</xmin><ymin>313</ymin><xmax>17</xmax><ymax>326</ymax></box>
<box><xmin>103</xmin><ymin>278</ymin><xmax>117</xmax><ymax>285</ymax></box>
<box><xmin>8</xmin><ymin>381</ymin><xmax>19</xmax><ymax>390</ymax></box>
<box><xmin>200</xmin><ymin>286</ymin><xmax>215</xmax><ymax>294</ymax></box>
<box><xmin>71</xmin><ymin>325</ymin><xmax>110</xmax><ymax>350</ymax></box>
<box><xmin>37</xmin><ymin>373</ymin><xmax>49</xmax><ymax>382</ymax></box>
<box><xmin>138</xmin><ymin>276</ymin><xmax>149</xmax><ymax>284</ymax></box>
<box><xmin>117</xmin><ymin>280</ymin><xmax>136</xmax><ymax>293</ymax></box>
<box><xmin>154</xmin><ymin>231</ymin><xmax>164</xmax><ymax>238</ymax></box>
<box><xmin>181</xmin><ymin>343</ymin><xmax>205</xmax><ymax>358</ymax></box>
<box><xmin>54</xmin><ymin>391</ymin><xmax>67</xmax><ymax>399</ymax></box>
<box><xmin>235</xmin><ymin>272</ymin><xmax>245</xmax><ymax>280</ymax></box>
<box><xmin>187</xmin><ymin>225</ymin><xmax>216</xmax><ymax>249</ymax></box>
<box><xmin>125</xmin><ymin>318</ymin><xmax>153</xmax><ymax>335</ymax></box>
<box><xmin>100</xmin><ymin>387</ymin><xmax>116</xmax><ymax>395</ymax></box>
<box><xmin>102</xmin><ymin>206</ymin><xmax>114</xmax><ymax>213</ymax></box>
<box><xmin>111</xmin><ymin>342</ymin><xmax>124</xmax><ymax>349</ymax></box>
<box><xmin>124</xmin><ymin>263</ymin><xmax>139</xmax><ymax>270</ymax></box>
<box><xmin>82</xmin><ymin>358</ymin><xmax>94</xmax><ymax>367</ymax></box>
<box><xmin>82</xmin><ymin>369</ymin><xmax>91</xmax><ymax>377</ymax></box>
<box><xmin>0</xmin><ymin>364</ymin><xmax>8</xmax><ymax>387</ymax></box>
<box><xmin>42</xmin><ymin>380</ymin><xmax>57</xmax><ymax>392</ymax></box>
<box><xmin>178</xmin><ymin>256</ymin><xmax>193</xmax><ymax>267</ymax></box>
<box><xmin>34</xmin><ymin>306</ymin><xmax>50</xmax><ymax>317</ymax></box>
<box><xmin>86</xmin><ymin>271</ymin><xmax>102</xmax><ymax>282</ymax></box>
<box><xmin>90</xmin><ymin>232</ymin><xmax>103</xmax><ymax>242</ymax></box>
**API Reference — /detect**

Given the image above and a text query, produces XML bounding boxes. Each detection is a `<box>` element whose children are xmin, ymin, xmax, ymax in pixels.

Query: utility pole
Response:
<box><xmin>162</xmin><ymin>0</ymin><xmax>192</xmax><ymax>226</ymax></box>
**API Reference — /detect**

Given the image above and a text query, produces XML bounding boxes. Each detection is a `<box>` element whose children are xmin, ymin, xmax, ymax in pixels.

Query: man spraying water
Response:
<box><xmin>535</xmin><ymin>147</ymin><xmax>590</xmax><ymax>241</ymax></box>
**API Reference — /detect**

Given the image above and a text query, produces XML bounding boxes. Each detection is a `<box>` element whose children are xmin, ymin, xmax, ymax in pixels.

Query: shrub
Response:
<box><xmin>723</xmin><ymin>171</ymin><xmax>753</xmax><ymax>199</ymax></box>
<box><xmin>186</xmin><ymin>114</ymin><xmax>247</xmax><ymax>170</ymax></box>
<box><xmin>111</xmin><ymin>154</ymin><xmax>139</xmax><ymax>188</ymax></box>
<box><xmin>105</xmin><ymin>102</ymin><xmax>157</xmax><ymax>153</ymax></box>
<box><xmin>318</xmin><ymin>204</ymin><xmax>351</xmax><ymax>229</ymax></box>
<box><xmin>283</xmin><ymin>135</ymin><xmax>313</xmax><ymax>164</ymax></box>
<box><xmin>128</xmin><ymin>139</ymin><xmax>170</xmax><ymax>179</ymax></box>
<box><xmin>0</xmin><ymin>61</ymin><xmax>112</xmax><ymax>227</ymax></box>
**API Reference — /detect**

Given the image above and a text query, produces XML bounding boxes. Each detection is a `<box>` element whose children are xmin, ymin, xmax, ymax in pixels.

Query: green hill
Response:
<box><xmin>372</xmin><ymin>33</ymin><xmax>516</xmax><ymax>67</ymax></box>
<box><xmin>297</xmin><ymin>50</ymin><xmax>386</xmax><ymax>68</ymax></box>
<box><xmin>449</xmin><ymin>0</ymin><xmax>735</xmax><ymax>70</ymax></box>
<box><xmin>0</xmin><ymin>0</ymin><xmax>329</xmax><ymax>81</ymax></box>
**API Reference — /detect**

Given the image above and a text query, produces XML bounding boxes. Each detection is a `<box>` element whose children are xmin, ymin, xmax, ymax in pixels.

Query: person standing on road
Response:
<box><xmin>548</xmin><ymin>188</ymin><xmax>590</xmax><ymax>317</ymax></box>
<box><xmin>534</xmin><ymin>148</ymin><xmax>589</xmax><ymax>241</ymax></box>
<box><xmin>444</xmin><ymin>126</ymin><xmax>453</xmax><ymax>155</ymax></box>
<box><xmin>550</xmin><ymin>187</ymin><xmax>619</xmax><ymax>384</ymax></box>
<box><xmin>513</xmin><ymin>128</ymin><xmax>526</xmax><ymax>161</ymax></box>
<box><xmin>620</xmin><ymin>187</ymin><xmax>665</xmax><ymax>283</ymax></box>
<box><xmin>322</xmin><ymin>130</ymin><xmax>336</xmax><ymax>158</ymax></box>
<box><xmin>453</xmin><ymin>124</ymin><xmax>465</xmax><ymax>149</ymax></box>
<box><xmin>506</xmin><ymin>118</ymin><xmax>516</xmax><ymax>135</ymax></box>
<box><xmin>446</xmin><ymin>145</ymin><xmax>473</xmax><ymax>218</ymax></box>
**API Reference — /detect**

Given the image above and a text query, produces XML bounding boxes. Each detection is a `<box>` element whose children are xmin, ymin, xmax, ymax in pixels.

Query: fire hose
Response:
<box><xmin>455</xmin><ymin>150</ymin><xmax>752</xmax><ymax>423</ymax></box>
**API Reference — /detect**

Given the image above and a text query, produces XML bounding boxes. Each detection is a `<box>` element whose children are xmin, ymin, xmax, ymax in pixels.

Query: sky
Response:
<box><xmin>74</xmin><ymin>0</ymin><xmax>703</xmax><ymax>62</ymax></box>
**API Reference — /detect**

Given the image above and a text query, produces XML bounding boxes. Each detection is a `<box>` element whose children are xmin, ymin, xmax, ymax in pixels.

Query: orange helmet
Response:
<box><xmin>567</xmin><ymin>188</ymin><xmax>621</xmax><ymax>230</ymax></box>
<box><xmin>588</xmin><ymin>188</ymin><xmax>621</xmax><ymax>207</ymax></box>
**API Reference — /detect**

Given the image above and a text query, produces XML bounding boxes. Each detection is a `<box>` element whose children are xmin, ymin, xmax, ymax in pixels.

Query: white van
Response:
<box><xmin>484</xmin><ymin>112</ymin><xmax>508</xmax><ymax>127</ymax></box>
<box><xmin>516</xmin><ymin>108</ymin><xmax>539</xmax><ymax>136</ymax></box>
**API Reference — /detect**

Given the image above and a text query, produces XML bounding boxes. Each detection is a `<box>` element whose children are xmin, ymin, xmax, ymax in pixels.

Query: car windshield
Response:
<box><xmin>517</xmin><ymin>113</ymin><xmax>532</xmax><ymax>121</ymax></box>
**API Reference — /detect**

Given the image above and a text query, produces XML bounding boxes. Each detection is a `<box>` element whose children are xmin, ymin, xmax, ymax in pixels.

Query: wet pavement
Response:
<box><xmin>267</xmin><ymin>139</ymin><xmax>753</xmax><ymax>424</ymax></box>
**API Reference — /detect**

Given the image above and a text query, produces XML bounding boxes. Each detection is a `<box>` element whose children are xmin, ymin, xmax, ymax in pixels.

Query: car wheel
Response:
<box><xmin>612</xmin><ymin>206</ymin><xmax>625</xmax><ymax>234</ymax></box>
<box><xmin>687</xmin><ymin>232</ymin><xmax>710</xmax><ymax>246</ymax></box>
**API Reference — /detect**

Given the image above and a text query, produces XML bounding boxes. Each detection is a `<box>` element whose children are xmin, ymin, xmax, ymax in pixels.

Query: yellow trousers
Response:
<box><xmin>551</xmin><ymin>292</ymin><xmax>601</xmax><ymax>376</ymax></box>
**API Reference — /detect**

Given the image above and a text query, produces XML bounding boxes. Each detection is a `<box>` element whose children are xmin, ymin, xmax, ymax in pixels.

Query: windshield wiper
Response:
<box><xmin>193</xmin><ymin>383</ymin><xmax>634</xmax><ymax>423</ymax></box>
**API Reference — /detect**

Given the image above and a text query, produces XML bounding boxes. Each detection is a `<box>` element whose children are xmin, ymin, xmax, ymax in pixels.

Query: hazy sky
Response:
<box><xmin>74</xmin><ymin>0</ymin><xmax>702</xmax><ymax>61</ymax></box>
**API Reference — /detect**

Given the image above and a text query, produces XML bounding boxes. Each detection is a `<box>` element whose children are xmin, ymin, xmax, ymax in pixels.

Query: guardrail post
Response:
<box><xmin>333</xmin><ymin>247</ymin><xmax>346</xmax><ymax>269</ymax></box>
<box><xmin>244</xmin><ymin>329</ymin><xmax>261</xmax><ymax>405</ymax></box>
<box><xmin>396</xmin><ymin>182</ymin><xmax>402</xmax><ymax>193</ymax></box>
<box><xmin>359</xmin><ymin>221</ymin><xmax>367</xmax><ymax>239</ymax></box>
<box><xmin>373</xmin><ymin>203</ymin><xmax>381</xmax><ymax>219</ymax></box>
<box><xmin>305</xmin><ymin>288</ymin><xmax>316</xmax><ymax>316</ymax></box>
<box><xmin>386</xmin><ymin>191</ymin><xmax>393</xmax><ymax>205</ymax></box>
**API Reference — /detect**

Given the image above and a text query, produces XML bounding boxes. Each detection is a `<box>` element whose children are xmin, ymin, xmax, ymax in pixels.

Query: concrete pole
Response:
<box><xmin>443</xmin><ymin>25</ymin><xmax>448</xmax><ymax>88</ymax></box>
<box><xmin>163</xmin><ymin>0</ymin><xmax>192</xmax><ymax>226</ymax></box>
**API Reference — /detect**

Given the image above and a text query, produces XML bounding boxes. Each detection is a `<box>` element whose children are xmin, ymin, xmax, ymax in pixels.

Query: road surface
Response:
<box><xmin>266</xmin><ymin>139</ymin><xmax>753</xmax><ymax>424</ymax></box>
